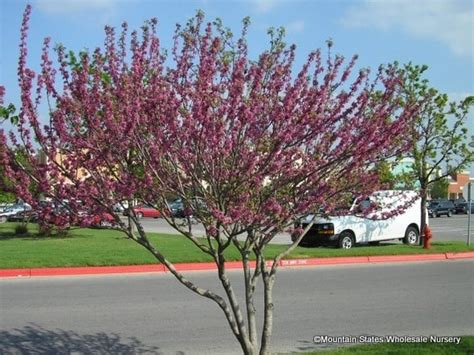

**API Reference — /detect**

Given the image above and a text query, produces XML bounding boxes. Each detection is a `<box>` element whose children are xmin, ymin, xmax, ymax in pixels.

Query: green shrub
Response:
<box><xmin>15</xmin><ymin>223</ymin><xmax>29</xmax><ymax>235</ymax></box>
<box><xmin>55</xmin><ymin>226</ymin><xmax>70</xmax><ymax>237</ymax></box>
<box><xmin>37</xmin><ymin>222</ymin><xmax>52</xmax><ymax>237</ymax></box>
<box><xmin>37</xmin><ymin>222</ymin><xmax>70</xmax><ymax>237</ymax></box>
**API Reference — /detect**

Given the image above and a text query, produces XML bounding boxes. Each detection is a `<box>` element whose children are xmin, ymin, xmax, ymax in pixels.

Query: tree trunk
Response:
<box><xmin>259</xmin><ymin>274</ymin><xmax>275</xmax><ymax>355</ymax></box>
<box><xmin>216</xmin><ymin>256</ymin><xmax>255</xmax><ymax>354</ymax></box>
<box><xmin>243</xmin><ymin>256</ymin><xmax>258</xmax><ymax>350</ymax></box>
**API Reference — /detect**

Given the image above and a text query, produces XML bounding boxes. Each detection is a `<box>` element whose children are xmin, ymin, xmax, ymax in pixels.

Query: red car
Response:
<box><xmin>129</xmin><ymin>204</ymin><xmax>161</xmax><ymax>218</ymax></box>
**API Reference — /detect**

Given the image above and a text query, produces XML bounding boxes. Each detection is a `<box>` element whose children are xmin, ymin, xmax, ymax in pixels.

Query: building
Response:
<box><xmin>448</xmin><ymin>171</ymin><xmax>473</xmax><ymax>200</ymax></box>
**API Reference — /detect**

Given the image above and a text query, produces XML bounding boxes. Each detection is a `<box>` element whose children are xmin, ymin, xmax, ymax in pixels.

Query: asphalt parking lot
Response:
<box><xmin>137</xmin><ymin>213</ymin><xmax>473</xmax><ymax>245</ymax></box>
<box><xmin>428</xmin><ymin>214</ymin><xmax>472</xmax><ymax>242</ymax></box>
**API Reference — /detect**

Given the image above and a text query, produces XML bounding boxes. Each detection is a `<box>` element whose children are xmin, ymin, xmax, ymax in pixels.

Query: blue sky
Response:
<box><xmin>1</xmin><ymin>0</ymin><xmax>473</xmax><ymax>173</ymax></box>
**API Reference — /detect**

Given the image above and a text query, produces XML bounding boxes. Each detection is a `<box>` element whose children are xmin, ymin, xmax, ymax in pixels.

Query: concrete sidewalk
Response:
<box><xmin>2</xmin><ymin>251</ymin><xmax>473</xmax><ymax>278</ymax></box>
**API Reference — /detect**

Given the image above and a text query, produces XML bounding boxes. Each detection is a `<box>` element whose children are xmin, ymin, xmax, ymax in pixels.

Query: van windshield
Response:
<box><xmin>358</xmin><ymin>199</ymin><xmax>372</xmax><ymax>212</ymax></box>
<box><xmin>169</xmin><ymin>200</ymin><xmax>183</xmax><ymax>209</ymax></box>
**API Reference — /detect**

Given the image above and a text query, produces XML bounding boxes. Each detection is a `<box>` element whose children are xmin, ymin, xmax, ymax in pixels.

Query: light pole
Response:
<box><xmin>467</xmin><ymin>138</ymin><xmax>473</xmax><ymax>246</ymax></box>
<box><xmin>467</xmin><ymin>182</ymin><xmax>472</xmax><ymax>246</ymax></box>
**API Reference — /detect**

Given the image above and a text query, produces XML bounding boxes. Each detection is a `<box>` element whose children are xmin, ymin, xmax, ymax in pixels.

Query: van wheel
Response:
<box><xmin>403</xmin><ymin>226</ymin><xmax>419</xmax><ymax>245</ymax></box>
<box><xmin>447</xmin><ymin>211</ymin><xmax>452</xmax><ymax>217</ymax></box>
<box><xmin>338</xmin><ymin>232</ymin><xmax>354</xmax><ymax>249</ymax></box>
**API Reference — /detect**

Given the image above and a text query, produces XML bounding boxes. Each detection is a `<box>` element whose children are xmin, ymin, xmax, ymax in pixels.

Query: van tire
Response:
<box><xmin>338</xmin><ymin>232</ymin><xmax>354</xmax><ymax>249</ymax></box>
<box><xmin>447</xmin><ymin>211</ymin><xmax>452</xmax><ymax>217</ymax></box>
<box><xmin>403</xmin><ymin>226</ymin><xmax>419</xmax><ymax>245</ymax></box>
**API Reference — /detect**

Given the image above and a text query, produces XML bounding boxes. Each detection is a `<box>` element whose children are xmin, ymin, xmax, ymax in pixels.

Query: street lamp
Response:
<box><xmin>467</xmin><ymin>182</ymin><xmax>472</xmax><ymax>246</ymax></box>
<box><xmin>467</xmin><ymin>137</ymin><xmax>474</xmax><ymax>246</ymax></box>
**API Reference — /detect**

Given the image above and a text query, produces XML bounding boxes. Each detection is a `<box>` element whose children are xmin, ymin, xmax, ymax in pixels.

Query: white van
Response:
<box><xmin>293</xmin><ymin>191</ymin><xmax>423</xmax><ymax>249</ymax></box>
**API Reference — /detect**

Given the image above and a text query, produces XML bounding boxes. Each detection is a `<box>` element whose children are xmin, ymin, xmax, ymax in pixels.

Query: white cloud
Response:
<box><xmin>35</xmin><ymin>0</ymin><xmax>116</xmax><ymax>15</ymax></box>
<box><xmin>286</xmin><ymin>20</ymin><xmax>305</xmax><ymax>34</ymax></box>
<box><xmin>341</xmin><ymin>0</ymin><xmax>473</xmax><ymax>58</ymax></box>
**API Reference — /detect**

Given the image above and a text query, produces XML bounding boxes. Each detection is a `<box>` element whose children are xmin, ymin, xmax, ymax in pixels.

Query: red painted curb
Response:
<box><xmin>280</xmin><ymin>259</ymin><xmax>311</xmax><ymax>266</ymax></box>
<box><xmin>1</xmin><ymin>252</ymin><xmax>473</xmax><ymax>278</ymax></box>
<box><xmin>30</xmin><ymin>264</ymin><xmax>166</xmax><ymax>277</ymax></box>
<box><xmin>171</xmin><ymin>262</ymin><xmax>216</xmax><ymax>272</ymax></box>
<box><xmin>281</xmin><ymin>256</ymin><xmax>370</xmax><ymax>266</ymax></box>
<box><xmin>368</xmin><ymin>253</ymin><xmax>447</xmax><ymax>263</ymax></box>
<box><xmin>0</xmin><ymin>269</ymin><xmax>31</xmax><ymax>278</ymax></box>
<box><xmin>171</xmin><ymin>260</ymin><xmax>269</xmax><ymax>271</ymax></box>
<box><xmin>445</xmin><ymin>251</ymin><xmax>474</xmax><ymax>259</ymax></box>
<box><xmin>225</xmin><ymin>261</ymin><xmax>249</xmax><ymax>269</ymax></box>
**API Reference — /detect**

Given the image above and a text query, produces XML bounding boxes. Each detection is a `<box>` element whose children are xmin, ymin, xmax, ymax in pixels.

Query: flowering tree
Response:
<box><xmin>0</xmin><ymin>6</ymin><xmax>421</xmax><ymax>354</ymax></box>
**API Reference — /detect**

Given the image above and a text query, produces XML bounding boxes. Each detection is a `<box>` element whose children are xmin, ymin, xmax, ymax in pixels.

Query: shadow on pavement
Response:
<box><xmin>0</xmin><ymin>323</ymin><xmax>168</xmax><ymax>354</ymax></box>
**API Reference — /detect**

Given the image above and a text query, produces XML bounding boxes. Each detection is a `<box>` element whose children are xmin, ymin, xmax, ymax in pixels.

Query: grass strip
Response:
<box><xmin>305</xmin><ymin>335</ymin><xmax>474</xmax><ymax>354</ymax></box>
<box><xmin>1</xmin><ymin>222</ymin><xmax>473</xmax><ymax>269</ymax></box>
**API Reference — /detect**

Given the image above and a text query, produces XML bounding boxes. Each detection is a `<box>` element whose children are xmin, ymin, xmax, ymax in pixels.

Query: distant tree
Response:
<box><xmin>0</xmin><ymin>6</ymin><xmax>421</xmax><ymax>354</ymax></box>
<box><xmin>375</xmin><ymin>161</ymin><xmax>396</xmax><ymax>189</ymax></box>
<box><xmin>0</xmin><ymin>178</ymin><xmax>13</xmax><ymax>205</ymax></box>
<box><xmin>399</xmin><ymin>64</ymin><xmax>474</xmax><ymax>244</ymax></box>
<box><xmin>0</xmin><ymin>189</ymin><xmax>15</xmax><ymax>204</ymax></box>
<box><xmin>0</xmin><ymin>128</ymin><xmax>38</xmax><ymax>204</ymax></box>
<box><xmin>373</xmin><ymin>158</ymin><xmax>421</xmax><ymax>191</ymax></box>
<box><xmin>429</xmin><ymin>179</ymin><xmax>449</xmax><ymax>200</ymax></box>
<box><xmin>0</xmin><ymin>100</ymin><xmax>17</xmax><ymax>203</ymax></box>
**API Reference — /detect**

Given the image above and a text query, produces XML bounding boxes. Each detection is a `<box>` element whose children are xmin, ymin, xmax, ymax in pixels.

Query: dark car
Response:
<box><xmin>455</xmin><ymin>202</ymin><xmax>474</xmax><ymax>214</ymax></box>
<box><xmin>292</xmin><ymin>220</ymin><xmax>336</xmax><ymax>247</ymax></box>
<box><xmin>428</xmin><ymin>200</ymin><xmax>455</xmax><ymax>217</ymax></box>
<box><xmin>168</xmin><ymin>199</ymin><xmax>186</xmax><ymax>218</ymax></box>
<box><xmin>166</xmin><ymin>198</ymin><xmax>206</xmax><ymax>221</ymax></box>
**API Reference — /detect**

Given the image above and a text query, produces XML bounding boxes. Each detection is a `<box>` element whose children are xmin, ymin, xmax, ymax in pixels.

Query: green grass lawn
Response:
<box><xmin>306</xmin><ymin>336</ymin><xmax>474</xmax><ymax>354</ymax></box>
<box><xmin>1</xmin><ymin>222</ymin><xmax>473</xmax><ymax>269</ymax></box>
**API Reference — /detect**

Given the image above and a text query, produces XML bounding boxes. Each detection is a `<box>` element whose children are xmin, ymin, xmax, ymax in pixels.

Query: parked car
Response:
<box><xmin>166</xmin><ymin>198</ymin><xmax>207</xmax><ymax>220</ymax></box>
<box><xmin>7</xmin><ymin>210</ymin><xmax>39</xmax><ymax>223</ymax></box>
<box><xmin>0</xmin><ymin>203</ymin><xmax>32</xmax><ymax>223</ymax></box>
<box><xmin>455</xmin><ymin>202</ymin><xmax>474</xmax><ymax>214</ymax></box>
<box><xmin>124</xmin><ymin>204</ymin><xmax>161</xmax><ymax>218</ymax></box>
<box><xmin>167</xmin><ymin>199</ymin><xmax>186</xmax><ymax>218</ymax></box>
<box><xmin>0</xmin><ymin>203</ymin><xmax>14</xmax><ymax>213</ymax></box>
<box><xmin>428</xmin><ymin>200</ymin><xmax>455</xmax><ymax>217</ymax></box>
<box><xmin>293</xmin><ymin>191</ymin><xmax>423</xmax><ymax>249</ymax></box>
<box><xmin>112</xmin><ymin>201</ymin><xmax>129</xmax><ymax>213</ymax></box>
